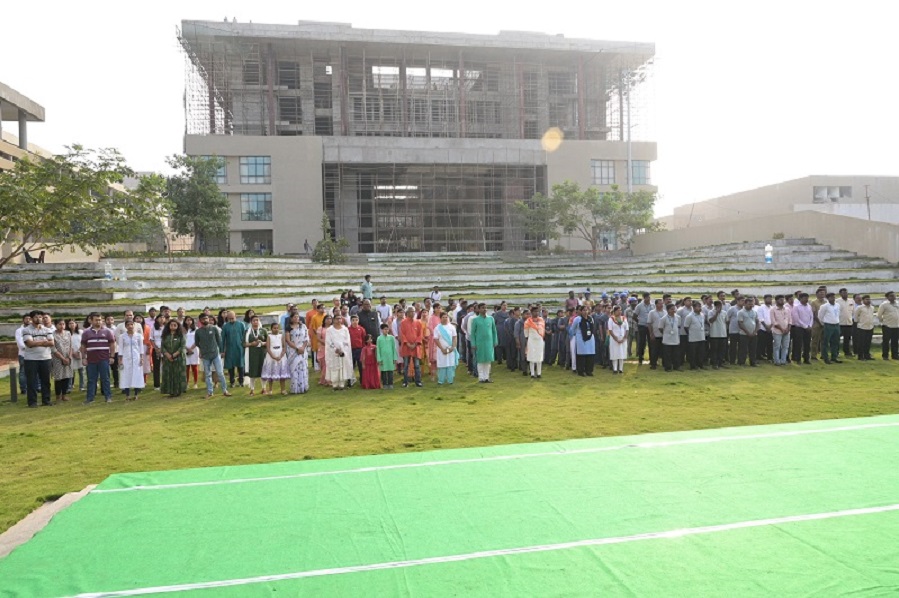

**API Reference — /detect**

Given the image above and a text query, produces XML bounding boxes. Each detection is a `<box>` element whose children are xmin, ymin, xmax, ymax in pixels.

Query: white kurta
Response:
<box><xmin>325</xmin><ymin>326</ymin><xmax>354</xmax><ymax>385</ymax></box>
<box><xmin>184</xmin><ymin>330</ymin><xmax>199</xmax><ymax>365</ymax></box>
<box><xmin>434</xmin><ymin>324</ymin><xmax>458</xmax><ymax>368</ymax></box>
<box><xmin>525</xmin><ymin>324</ymin><xmax>545</xmax><ymax>363</ymax></box>
<box><xmin>608</xmin><ymin>318</ymin><xmax>630</xmax><ymax>361</ymax></box>
<box><xmin>119</xmin><ymin>332</ymin><xmax>146</xmax><ymax>389</ymax></box>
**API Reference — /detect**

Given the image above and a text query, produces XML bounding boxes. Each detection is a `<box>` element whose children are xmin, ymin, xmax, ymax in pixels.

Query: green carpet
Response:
<box><xmin>1</xmin><ymin>415</ymin><xmax>897</xmax><ymax>597</ymax></box>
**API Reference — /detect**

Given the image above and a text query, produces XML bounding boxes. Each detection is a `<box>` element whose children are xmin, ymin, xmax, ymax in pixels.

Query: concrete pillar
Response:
<box><xmin>18</xmin><ymin>109</ymin><xmax>27</xmax><ymax>150</ymax></box>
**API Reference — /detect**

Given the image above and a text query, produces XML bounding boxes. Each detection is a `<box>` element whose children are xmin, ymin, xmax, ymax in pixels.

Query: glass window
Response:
<box><xmin>632</xmin><ymin>160</ymin><xmax>651</xmax><ymax>185</ymax></box>
<box><xmin>240</xmin><ymin>193</ymin><xmax>272</xmax><ymax>221</ymax></box>
<box><xmin>239</xmin><ymin>156</ymin><xmax>271</xmax><ymax>184</ymax></box>
<box><xmin>591</xmin><ymin>160</ymin><xmax>615</xmax><ymax>185</ymax></box>
<box><xmin>202</xmin><ymin>156</ymin><xmax>227</xmax><ymax>184</ymax></box>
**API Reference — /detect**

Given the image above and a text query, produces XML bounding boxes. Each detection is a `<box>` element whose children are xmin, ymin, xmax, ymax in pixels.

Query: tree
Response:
<box><xmin>312</xmin><ymin>213</ymin><xmax>349</xmax><ymax>264</ymax></box>
<box><xmin>515</xmin><ymin>181</ymin><xmax>660</xmax><ymax>258</ymax></box>
<box><xmin>0</xmin><ymin>145</ymin><xmax>166</xmax><ymax>269</ymax></box>
<box><xmin>512</xmin><ymin>191</ymin><xmax>558</xmax><ymax>251</ymax></box>
<box><xmin>165</xmin><ymin>155</ymin><xmax>230</xmax><ymax>253</ymax></box>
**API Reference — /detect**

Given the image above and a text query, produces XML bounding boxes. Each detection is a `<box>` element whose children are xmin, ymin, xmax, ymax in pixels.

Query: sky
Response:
<box><xmin>5</xmin><ymin>0</ymin><xmax>899</xmax><ymax>216</ymax></box>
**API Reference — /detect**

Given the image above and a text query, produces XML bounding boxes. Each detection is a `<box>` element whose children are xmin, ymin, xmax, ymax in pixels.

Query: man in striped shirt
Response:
<box><xmin>81</xmin><ymin>312</ymin><xmax>116</xmax><ymax>404</ymax></box>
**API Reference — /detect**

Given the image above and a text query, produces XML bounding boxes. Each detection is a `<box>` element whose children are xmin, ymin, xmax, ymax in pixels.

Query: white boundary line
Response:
<box><xmin>66</xmin><ymin>502</ymin><xmax>899</xmax><ymax>597</ymax></box>
<box><xmin>92</xmin><ymin>421</ymin><xmax>899</xmax><ymax>494</ymax></box>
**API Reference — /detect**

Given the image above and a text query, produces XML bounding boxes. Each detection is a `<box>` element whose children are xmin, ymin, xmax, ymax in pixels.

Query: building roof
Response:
<box><xmin>0</xmin><ymin>82</ymin><xmax>45</xmax><ymax>122</ymax></box>
<box><xmin>180</xmin><ymin>19</ymin><xmax>654</xmax><ymax>57</ymax></box>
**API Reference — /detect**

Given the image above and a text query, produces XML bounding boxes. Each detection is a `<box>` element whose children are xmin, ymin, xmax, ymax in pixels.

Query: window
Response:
<box><xmin>239</xmin><ymin>156</ymin><xmax>271</xmax><ymax>184</ymax></box>
<box><xmin>278</xmin><ymin>61</ymin><xmax>300</xmax><ymax>89</ymax></box>
<box><xmin>278</xmin><ymin>97</ymin><xmax>302</xmax><ymax>125</ymax></box>
<box><xmin>242</xmin><ymin>61</ymin><xmax>261</xmax><ymax>86</ymax></box>
<box><xmin>202</xmin><ymin>156</ymin><xmax>227</xmax><ymax>184</ymax></box>
<box><xmin>812</xmin><ymin>186</ymin><xmax>852</xmax><ymax>203</ymax></box>
<box><xmin>240</xmin><ymin>193</ymin><xmax>272</xmax><ymax>221</ymax></box>
<box><xmin>548</xmin><ymin>71</ymin><xmax>576</xmax><ymax>96</ymax></box>
<box><xmin>591</xmin><ymin>160</ymin><xmax>615</xmax><ymax>185</ymax></box>
<box><xmin>631</xmin><ymin>160</ymin><xmax>651</xmax><ymax>185</ymax></box>
<box><xmin>315</xmin><ymin>116</ymin><xmax>333</xmax><ymax>136</ymax></box>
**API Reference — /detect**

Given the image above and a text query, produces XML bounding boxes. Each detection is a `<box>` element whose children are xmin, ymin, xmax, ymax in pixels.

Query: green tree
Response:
<box><xmin>312</xmin><ymin>213</ymin><xmax>349</xmax><ymax>264</ymax></box>
<box><xmin>512</xmin><ymin>191</ymin><xmax>558</xmax><ymax>251</ymax></box>
<box><xmin>0</xmin><ymin>145</ymin><xmax>166</xmax><ymax>269</ymax></box>
<box><xmin>516</xmin><ymin>181</ymin><xmax>659</xmax><ymax>258</ymax></box>
<box><xmin>165</xmin><ymin>155</ymin><xmax>230</xmax><ymax>253</ymax></box>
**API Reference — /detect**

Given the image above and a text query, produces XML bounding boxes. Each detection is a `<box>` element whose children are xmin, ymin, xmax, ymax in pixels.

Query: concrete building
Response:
<box><xmin>668</xmin><ymin>176</ymin><xmax>899</xmax><ymax>230</ymax></box>
<box><xmin>0</xmin><ymin>82</ymin><xmax>47</xmax><ymax>171</ymax></box>
<box><xmin>180</xmin><ymin>19</ymin><xmax>657</xmax><ymax>254</ymax></box>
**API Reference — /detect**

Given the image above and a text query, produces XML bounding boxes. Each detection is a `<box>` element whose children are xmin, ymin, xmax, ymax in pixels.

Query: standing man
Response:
<box><xmin>770</xmin><ymin>295</ymin><xmax>792</xmax><ymax>366</ymax></box>
<box><xmin>555</xmin><ymin>309</ymin><xmax>570</xmax><ymax>369</ymax></box>
<box><xmin>376</xmin><ymin>296</ymin><xmax>392</xmax><ymax>324</ymax></box>
<box><xmin>684</xmin><ymin>302</ymin><xmax>707</xmax><ymax>370</ymax></box>
<box><xmin>22</xmin><ymin>311</ymin><xmax>54</xmax><ymax>407</ymax></box>
<box><xmin>469</xmin><ymin>303</ymin><xmax>498</xmax><ymax>383</ymax></box>
<box><xmin>809</xmin><ymin>286</ymin><xmax>827</xmax><ymax>361</ymax></box>
<box><xmin>736</xmin><ymin>297</ymin><xmax>759</xmax><ymax>367</ymax></box>
<box><xmin>756</xmin><ymin>295</ymin><xmax>773</xmax><ymax>363</ymax></box>
<box><xmin>877</xmin><ymin>291</ymin><xmax>899</xmax><ymax>360</ymax></box>
<box><xmin>676</xmin><ymin>297</ymin><xmax>693</xmax><ymax>370</ymax></box>
<box><xmin>196</xmin><ymin>314</ymin><xmax>231</xmax><ymax>398</ymax></box>
<box><xmin>358</xmin><ymin>299</ymin><xmax>381</xmax><ymax>344</ymax></box>
<box><xmin>400</xmin><ymin>307</ymin><xmax>424</xmax><ymax>387</ymax></box>
<box><xmin>854</xmin><ymin>295</ymin><xmax>875</xmax><ymax>360</ymax></box>
<box><xmin>659</xmin><ymin>303</ymin><xmax>681</xmax><ymax>372</ymax></box>
<box><xmin>461</xmin><ymin>303</ymin><xmax>478</xmax><ymax>376</ymax></box>
<box><xmin>836</xmin><ymin>288</ymin><xmax>856</xmax><ymax>357</ymax></box>
<box><xmin>493</xmin><ymin>302</ymin><xmax>510</xmax><ymax>365</ymax></box>
<box><xmin>514</xmin><ymin>308</ymin><xmax>528</xmax><ymax>376</ymax></box>
<box><xmin>647</xmin><ymin>299</ymin><xmax>666</xmax><ymax>370</ymax></box>
<box><xmin>707</xmin><ymin>300</ymin><xmax>728</xmax><ymax>369</ymax></box>
<box><xmin>81</xmin><ymin>312</ymin><xmax>116</xmax><ymax>404</ymax></box>
<box><xmin>15</xmin><ymin>314</ymin><xmax>33</xmax><ymax>397</ymax></box>
<box><xmin>791</xmin><ymin>293</ymin><xmax>814</xmax><ymax>365</ymax></box>
<box><xmin>818</xmin><ymin>293</ymin><xmax>843</xmax><ymax>364</ymax></box>
<box><xmin>429</xmin><ymin>286</ymin><xmax>442</xmax><ymax>302</ymax></box>
<box><xmin>633</xmin><ymin>293</ymin><xmax>653</xmax><ymax>365</ymax></box>
<box><xmin>726</xmin><ymin>297</ymin><xmax>745</xmax><ymax>365</ymax></box>
<box><xmin>361</xmin><ymin>275</ymin><xmax>374</xmax><ymax>302</ymax></box>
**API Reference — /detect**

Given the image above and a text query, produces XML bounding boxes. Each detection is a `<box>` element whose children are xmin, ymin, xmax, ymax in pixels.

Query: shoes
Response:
<box><xmin>402</xmin><ymin>382</ymin><xmax>408</xmax><ymax>388</ymax></box>
<box><xmin>537</xmin><ymin>375</ymin><xmax>542</xmax><ymax>379</ymax></box>
<box><xmin>485</xmin><ymin>379</ymin><xmax>493</xmax><ymax>383</ymax></box>
<box><xmin>105</xmin><ymin>398</ymin><xmax>112</xmax><ymax>403</ymax></box>
<box><xmin>833</xmin><ymin>359</ymin><xmax>843</xmax><ymax>364</ymax></box>
<box><xmin>27</xmin><ymin>404</ymin><xmax>38</xmax><ymax>408</ymax></box>
<box><xmin>415</xmin><ymin>382</ymin><xmax>423</xmax><ymax>387</ymax></box>
<box><xmin>223</xmin><ymin>392</ymin><xmax>232</xmax><ymax>397</ymax></box>
<box><xmin>803</xmin><ymin>360</ymin><xmax>811</xmax><ymax>365</ymax></box>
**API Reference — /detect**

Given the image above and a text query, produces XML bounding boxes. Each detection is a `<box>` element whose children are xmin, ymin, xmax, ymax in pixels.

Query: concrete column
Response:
<box><xmin>18</xmin><ymin>109</ymin><xmax>27</xmax><ymax>150</ymax></box>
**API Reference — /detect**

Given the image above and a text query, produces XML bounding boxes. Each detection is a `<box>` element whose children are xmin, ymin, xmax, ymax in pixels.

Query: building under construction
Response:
<box><xmin>180</xmin><ymin>19</ymin><xmax>657</xmax><ymax>254</ymax></box>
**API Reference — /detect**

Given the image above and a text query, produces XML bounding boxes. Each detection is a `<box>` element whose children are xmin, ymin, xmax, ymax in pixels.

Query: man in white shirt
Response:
<box><xmin>429</xmin><ymin>286</ymin><xmax>442</xmax><ymax>302</ymax></box>
<box><xmin>15</xmin><ymin>314</ymin><xmax>33</xmax><ymax>396</ymax></box>
<box><xmin>817</xmin><ymin>292</ymin><xmax>843</xmax><ymax>364</ymax></box>
<box><xmin>22</xmin><ymin>310</ymin><xmax>55</xmax><ymax>407</ymax></box>
<box><xmin>755</xmin><ymin>295</ymin><xmax>773</xmax><ymax>363</ymax></box>
<box><xmin>376</xmin><ymin>296</ymin><xmax>392</xmax><ymax>323</ymax></box>
<box><xmin>835</xmin><ymin>288</ymin><xmax>856</xmax><ymax>357</ymax></box>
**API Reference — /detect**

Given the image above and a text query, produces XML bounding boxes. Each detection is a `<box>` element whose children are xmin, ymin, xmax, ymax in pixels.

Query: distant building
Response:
<box><xmin>180</xmin><ymin>19</ymin><xmax>657</xmax><ymax>254</ymax></box>
<box><xmin>667</xmin><ymin>176</ymin><xmax>899</xmax><ymax>229</ymax></box>
<box><xmin>0</xmin><ymin>82</ymin><xmax>48</xmax><ymax>171</ymax></box>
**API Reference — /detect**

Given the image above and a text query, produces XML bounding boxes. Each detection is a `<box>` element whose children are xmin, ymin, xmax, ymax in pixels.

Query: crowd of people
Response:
<box><xmin>14</xmin><ymin>275</ymin><xmax>899</xmax><ymax>408</ymax></box>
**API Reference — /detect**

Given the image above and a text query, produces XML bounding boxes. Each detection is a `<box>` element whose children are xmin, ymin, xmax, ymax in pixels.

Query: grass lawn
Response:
<box><xmin>1</xmin><ymin>358</ymin><xmax>897</xmax><ymax>534</ymax></box>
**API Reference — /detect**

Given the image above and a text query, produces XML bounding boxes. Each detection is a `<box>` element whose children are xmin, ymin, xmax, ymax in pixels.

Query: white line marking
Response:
<box><xmin>66</xmin><ymin>503</ymin><xmax>899</xmax><ymax>597</ymax></box>
<box><xmin>91</xmin><ymin>421</ymin><xmax>899</xmax><ymax>494</ymax></box>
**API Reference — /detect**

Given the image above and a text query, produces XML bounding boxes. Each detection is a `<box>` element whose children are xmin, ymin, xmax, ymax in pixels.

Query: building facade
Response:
<box><xmin>667</xmin><ymin>176</ymin><xmax>899</xmax><ymax>230</ymax></box>
<box><xmin>180</xmin><ymin>20</ymin><xmax>657</xmax><ymax>254</ymax></box>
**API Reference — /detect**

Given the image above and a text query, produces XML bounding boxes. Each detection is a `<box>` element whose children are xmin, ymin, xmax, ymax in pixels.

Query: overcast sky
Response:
<box><xmin>5</xmin><ymin>0</ymin><xmax>898</xmax><ymax>216</ymax></box>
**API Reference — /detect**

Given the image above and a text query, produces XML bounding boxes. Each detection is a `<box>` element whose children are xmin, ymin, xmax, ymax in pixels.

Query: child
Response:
<box><xmin>376</xmin><ymin>323</ymin><xmax>398</xmax><ymax>389</ymax></box>
<box><xmin>348</xmin><ymin>314</ymin><xmax>365</xmax><ymax>380</ymax></box>
<box><xmin>261</xmin><ymin>323</ymin><xmax>289</xmax><ymax>395</ymax></box>
<box><xmin>184</xmin><ymin>316</ymin><xmax>199</xmax><ymax>389</ymax></box>
<box><xmin>360</xmin><ymin>335</ymin><xmax>381</xmax><ymax>389</ymax></box>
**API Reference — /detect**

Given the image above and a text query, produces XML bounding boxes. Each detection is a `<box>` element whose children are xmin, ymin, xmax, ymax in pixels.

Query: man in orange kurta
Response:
<box><xmin>400</xmin><ymin>308</ymin><xmax>423</xmax><ymax>387</ymax></box>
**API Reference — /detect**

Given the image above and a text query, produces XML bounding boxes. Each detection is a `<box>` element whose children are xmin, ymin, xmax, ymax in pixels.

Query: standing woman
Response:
<box><xmin>118</xmin><ymin>320</ymin><xmax>146</xmax><ymax>400</ymax></box>
<box><xmin>222</xmin><ymin>311</ymin><xmax>247</xmax><ymax>387</ymax></box>
<box><xmin>160</xmin><ymin>319</ymin><xmax>187</xmax><ymax>397</ymax></box>
<box><xmin>134</xmin><ymin>314</ymin><xmax>151</xmax><ymax>385</ymax></box>
<box><xmin>434</xmin><ymin>312</ymin><xmax>459</xmax><ymax>384</ymax></box>
<box><xmin>317</xmin><ymin>315</ymin><xmax>333</xmax><ymax>386</ymax></box>
<box><xmin>326</xmin><ymin>315</ymin><xmax>354</xmax><ymax>391</ymax></box>
<box><xmin>243</xmin><ymin>309</ymin><xmax>256</xmax><ymax>325</ymax></box>
<box><xmin>426</xmin><ymin>304</ymin><xmax>442</xmax><ymax>382</ymax></box>
<box><xmin>418</xmin><ymin>309</ymin><xmax>431</xmax><ymax>379</ymax></box>
<box><xmin>243</xmin><ymin>315</ymin><xmax>268</xmax><ymax>396</ymax></box>
<box><xmin>67</xmin><ymin>319</ymin><xmax>84</xmax><ymax>392</ymax></box>
<box><xmin>571</xmin><ymin>305</ymin><xmax>596</xmax><ymax>377</ymax></box>
<box><xmin>51</xmin><ymin>319</ymin><xmax>74</xmax><ymax>402</ymax></box>
<box><xmin>151</xmin><ymin>315</ymin><xmax>166</xmax><ymax>391</ymax></box>
<box><xmin>607</xmin><ymin>305</ymin><xmax>629</xmax><ymax>375</ymax></box>
<box><xmin>262</xmin><ymin>322</ymin><xmax>289</xmax><ymax>395</ymax></box>
<box><xmin>183</xmin><ymin>316</ymin><xmax>199</xmax><ymax>389</ymax></box>
<box><xmin>285</xmin><ymin>313</ymin><xmax>310</xmax><ymax>394</ymax></box>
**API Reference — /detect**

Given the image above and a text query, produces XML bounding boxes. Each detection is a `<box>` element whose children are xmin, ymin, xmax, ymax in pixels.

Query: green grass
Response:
<box><xmin>1</xmin><ymin>358</ymin><xmax>897</xmax><ymax>534</ymax></box>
